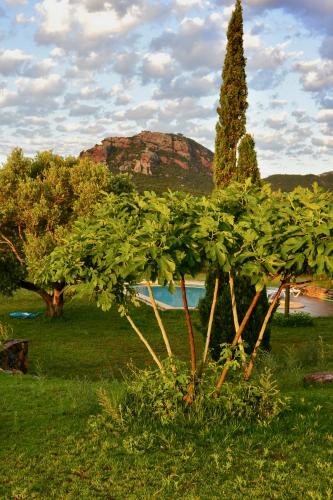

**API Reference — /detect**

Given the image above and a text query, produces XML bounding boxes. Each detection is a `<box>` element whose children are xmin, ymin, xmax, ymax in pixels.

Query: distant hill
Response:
<box><xmin>80</xmin><ymin>132</ymin><xmax>332</xmax><ymax>194</ymax></box>
<box><xmin>80</xmin><ymin>131</ymin><xmax>214</xmax><ymax>195</ymax></box>
<box><xmin>263</xmin><ymin>172</ymin><xmax>333</xmax><ymax>192</ymax></box>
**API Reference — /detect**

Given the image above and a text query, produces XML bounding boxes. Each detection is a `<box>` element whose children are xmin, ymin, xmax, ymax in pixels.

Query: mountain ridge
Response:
<box><xmin>80</xmin><ymin>132</ymin><xmax>332</xmax><ymax>193</ymax></box>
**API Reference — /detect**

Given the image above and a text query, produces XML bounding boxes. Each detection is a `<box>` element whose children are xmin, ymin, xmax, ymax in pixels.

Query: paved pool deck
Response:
<box><xmin>186</xmin><ymin>280</ymin><xmax>333</xmax><ymax>317</ymax></box>
<box><xmin>278</xmin><ymin>295</ymin><xmax>333</xmax><ymax>317</ymax></box>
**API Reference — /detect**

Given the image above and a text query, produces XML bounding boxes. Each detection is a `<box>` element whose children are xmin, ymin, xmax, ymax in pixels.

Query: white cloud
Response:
<box><xmin>248</xmin><ymin>42</ymin><xmax>300</xmax><ymax>71</ymax></box>
<box><xmin>174</xmin><ymin>0</ymin><xmax>205</xmax><ymax>7</ymax></box>
<box><xmin>245</xmin><ymin>0</ymin><xmax>333</xmax><ymax>36</ymax></box>
<box><xmin>124</xmin><ymin>100</ymin><xmax>159</xmax><ymax>121</ymax></box>
<box><xmin>141</xmin><ymin>52</ymin><xmax>175</xmax><ymax>82</ymax></box>
<box><xmin>153</xmin><ymin>71</ymin><xmax>218</xmax><ymax>100</ymax></box>
<box><xmin>0</xmin><ymin>74</ymin><xmax>65</xmax><ymax>109</ymax></box>
<box><xmin>151</xmin><ymin>13</ymin><xmax>229</xmax><ymax>71</ymax></box>
<box><xmin>21</xmin><ymin>58</ymin><xmax>55</xmax><ymax>78</ymax></box>
<box><xmin>111</xmin><ymin>84</ymin><xmax>132</xmax><ymax>105</ymax></box>
<box><xmin>317</xmin><ymin>109</ymin><xmax>333</xmax><ymax>123</ymax></box>
<box><xmin>35</xmin><ymin>0</ymin><xmax>146</xmax><ymax>50</ymax></box>
<box><xmin>5</xmin><ymin>0</ymin><xmax>27</xmax><ymax>5</ymax></box>
<box><xmin>0</xmin><ymin>49</ymin><xmax>32</xmax><ymax>75</ymax></box>
<box><xmin>294</xmin><ymin>59</ymin><xmax>333</xmax><ymax>92</ymax></box>
<box><xmin>50</xmin><ymin>47</ymin><xmax>65</xmax><ymax>58</ymax></box>
<box><xmin>312</xmin><ymin>136</ymin><xmax>333</xmax><ymax>150</ymax></box>
<box><xmin>15</xmin><ymin>13</ymin><xmax>35</xmax><ymax>24</ymax></box>
<box><xmin>69</xmin><ymin>103</ymin><xmax>101</xmax><ymax>116</ymax></box>
<box><xmin>265</xmin><ymin>113</ymin><xmax>287</xmax><ymax>130</ymax></box>
<box><xmin>17</xmin><ymin>74</ymin><xmax>64</xmax><ymax>97</ymax></box>
<box><xmin>113</xmin><ymin>51</ymin><xmax>139</xmax><ymax>77</ymax></box>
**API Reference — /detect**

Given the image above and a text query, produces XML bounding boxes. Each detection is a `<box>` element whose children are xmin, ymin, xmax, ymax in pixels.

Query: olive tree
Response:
<box><xmin>0</xmin><ymin>148</ymin><xmax>134</xmax><ymax>317</ymax></box>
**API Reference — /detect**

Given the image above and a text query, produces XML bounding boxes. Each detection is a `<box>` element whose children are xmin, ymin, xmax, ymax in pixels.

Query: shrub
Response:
<box><xmin>98</xmin><ymin>360</ymin><xmax>288</xmax><ymax>426</ymax></box>
<box><xmin>198</xmin><ymin>271</ymin><xmax>271</xmax><ymax>361</ymax></box>
<box><xmin>272</xmin><ymin>312</ymin><xmax>314</xmax><ymax>327</ymax></box>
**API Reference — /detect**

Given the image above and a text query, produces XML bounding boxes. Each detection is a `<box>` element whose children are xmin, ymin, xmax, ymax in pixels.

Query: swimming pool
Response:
<box><xmin>135</xmin><ymin>285</ymin><xmax>283</xmax><ymax>310</ymax></box>
<box><xmin>135</xmin><ymin>284</ymin><xmax>206</xmax><ymax>309</ymax></box>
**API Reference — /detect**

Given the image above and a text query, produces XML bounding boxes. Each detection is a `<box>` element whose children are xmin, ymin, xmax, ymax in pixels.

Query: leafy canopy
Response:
<box><xmin>0</xmin><ymin>148</ymin><xmax>134</xmax><ymax>298</ymax></box>
<box><xmin>40</xmin><ymin>183</ymin><xmax>333</xmax><ymax>313</ymax></box>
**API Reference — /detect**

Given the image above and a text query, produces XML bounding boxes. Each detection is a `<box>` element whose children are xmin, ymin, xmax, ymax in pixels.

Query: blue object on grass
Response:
<box><xmin>9</xmin><ymin>311</ymin><xmax>43</xmax><ymax>319</ymax></box>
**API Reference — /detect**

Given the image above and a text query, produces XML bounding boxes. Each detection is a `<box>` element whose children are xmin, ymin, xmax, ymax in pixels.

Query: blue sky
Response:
<box><xmin>0</xmin><ymin>0</ymin><xmax>332</xmax><ymax>177</ymax></box>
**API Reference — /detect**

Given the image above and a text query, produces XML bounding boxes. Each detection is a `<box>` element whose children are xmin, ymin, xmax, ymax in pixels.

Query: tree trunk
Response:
<box><xmin>199</xmin><ymin>276</ymin><xmax>219</xmax><ymax>377</ymax></box>
<box><xmin>284</xmin><ymin>281</ymin><xmax>290</xmax><ymax>318</ymax></box>
<box><xmin>180</xmin><ymin>276</ymin><xmax>197</xmax><ymax>404</ymax></box>
<box><xmin>244</xmin><ymin>283</ymin><xmax>285</xmax><ymax>380</ymax></box>
<box><xmin>20</xmin><ymin>280</ymin><xmax>64</xmax><ymax>318</ymax></box>
<box><xmin>125</xmin><ymin>314</ymin><xmax>164</xmax><ymax>373</ymax></box>
<box><xmin>213</xmin><ymin>289</ymin><xmax>263</xmax><ymax>396</ymax></box>
<box><xmin>228</xmin><ymin>273</ymin><xmax>246</xmax><ymax>362</ymax></box>
<box><xmin>180</xmin><ymin>276</ymin><xmax>196</xmax><ymax>379</ymax></box>
<box><xmin>45</xmin><ymin>288</ymin><xmax>64</xmax><ymax>318</ymax></box>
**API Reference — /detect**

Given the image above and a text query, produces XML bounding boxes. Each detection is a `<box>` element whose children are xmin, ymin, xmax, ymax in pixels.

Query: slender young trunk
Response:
<box><xmin>125</xmin><ymin>314</ymin><xmax>164</xmax><ymax>373</ymax></box>
<box><xmin>284</xmin><ymin>281</ymin><xmax>290</xmax><ymax>318</ymax></box>
<box><xmin>244</xmin><ymin>283</ymin><xmax>285</xmax><ymax>380</ymax></box>
<box><xmin>180</xmin><ymin>276</ymin><xmax>196</xmax><ymax>379</ymax></box>
<box><xmin>228</xmin><ymin>273</ymin><xmax>246</xmax><ymax>362</ymax></box>
<box><xmin>199</xmin><ymin>276</ymin><xmax>219</xmax><ymax>377</ymax></box>
<box><xmin>213</xmin><ymin>289</ymin><xmax>262</xmax><ymax>396</ymax></box>
<box><xmin>146</xmin><ymin>281</ymin><xmax>173</xmax><ymax>360</ymax></box>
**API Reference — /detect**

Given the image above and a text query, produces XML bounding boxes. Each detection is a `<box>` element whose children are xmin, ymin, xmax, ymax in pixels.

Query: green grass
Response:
<box><xmin>1</xmin><ymin>290</ymin><xmax>333</xmax><ymax>499</ymax></box>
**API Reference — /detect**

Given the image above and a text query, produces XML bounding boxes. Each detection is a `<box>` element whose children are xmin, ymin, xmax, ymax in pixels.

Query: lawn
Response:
<box><xmin>1</xmin><ymin>290</ymin><xmax>332</xmax><ymax>499</ymax></box>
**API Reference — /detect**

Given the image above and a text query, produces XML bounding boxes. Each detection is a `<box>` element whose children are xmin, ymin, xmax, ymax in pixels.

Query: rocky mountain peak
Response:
<box><xmin>80</xmin><ymin>131</ymin><xmax>214</xmax><ymax>180</ymax></box>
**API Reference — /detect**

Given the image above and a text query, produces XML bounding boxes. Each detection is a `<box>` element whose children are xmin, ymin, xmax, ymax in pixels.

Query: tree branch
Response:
<box><xmin>19</xmin><ymin>280</ymin><xmax>51</xmax><ymax>301</ymax></box>
<box><xmin>0</xmin><ymin>233</ymin><xmax>24</xmax><ymax>264</ymax></box>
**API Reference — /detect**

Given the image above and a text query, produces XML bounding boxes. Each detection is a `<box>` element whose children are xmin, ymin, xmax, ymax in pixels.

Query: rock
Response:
<box><xmin>79</xmin><ymin>131</ymin><xmax>214</xmax><ymax>194</ymax></box>
<box><xmin>0</xmin><ymin>339</ymin><xmax>28</xmax><ymax>374</ymax></box>
<box><xmin>303</xmin><ymin>372</ymin><xmax>333</xmax><ymax>385</ymax></box>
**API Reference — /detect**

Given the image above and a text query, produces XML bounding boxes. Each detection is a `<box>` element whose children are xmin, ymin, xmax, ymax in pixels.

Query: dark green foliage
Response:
<box><xmin>237</xmin><ymin>133</ymin><xmax>261</xmax><ymax>184</ymax></box>
<box><xmin>108</xmin><ymin>173</ymin><xmax>136</xmax><ymax>195</ymax></box>
<box><xmin>199</xmin><ymin>271</ymin><xmax>271</xmax><ymax>361</ymax></box>
<box><xmin>273</xmin><ymin>312</ymin><xmax>314</xmax><ymax>328</ymax></box>
<box><xmin>130</xmin><ymin>167</ymin><xmax>214</xmax><ymax>196</ymax></box>
<box><xmin>209</xmin><ymin>1</ymin><xmax>268</xmax><ymax>361</ymax></box>
<box><xmin>0</xmin><ymin>254</ymin><xmax>25</xmax><ymax>296</ymax></box>
<box><xmin>214</xmin><ymin>0</ymin><xmax>248</xmax><ymax>188</ymax></box>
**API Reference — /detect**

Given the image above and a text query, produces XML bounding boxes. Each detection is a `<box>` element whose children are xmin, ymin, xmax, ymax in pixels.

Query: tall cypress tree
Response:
<box><xmin>237</xmin><ymin>133</ymin><xmax>261</xmax><ymax>184</ymax></box>
<box><xmin>214</xmin><ymin>0</ymin><xmax>248</xmax><ymax>187</ymax></box>
<box><xmin>199</xmin><ymin>0</ymin><xmax>271</xmax><ymax>359</ymax></box>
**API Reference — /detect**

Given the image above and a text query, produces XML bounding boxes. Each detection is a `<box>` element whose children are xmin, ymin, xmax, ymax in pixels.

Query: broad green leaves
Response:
<box><xmin>40</xmin><ymin>182</ymin><xmax>333</xmax><ymax>315</ymax></box>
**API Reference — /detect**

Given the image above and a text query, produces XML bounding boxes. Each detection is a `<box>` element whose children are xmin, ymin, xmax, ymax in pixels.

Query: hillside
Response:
<box><xmin>263</xmin><ymin>172</ymin><xmax>333</xmax><ymax>192</ymax></box>
<box><xmin>80</xmin><ymin>132</ymin><xmax>332</xmax><ymax>194</ymax></box>
<box><xmin>80</xmin><ymin>131</ymin><xmax>214</xmax><ymax>195</ymax></box>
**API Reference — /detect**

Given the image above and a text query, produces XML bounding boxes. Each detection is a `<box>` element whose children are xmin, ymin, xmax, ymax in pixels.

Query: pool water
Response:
<box><xmin>136</xmin><ymin>285</ymin><xmax>281</xmax><ymax>309</ymax></box>
<box><xmin>136</xmin><ymin>285</ymin><xmax>206</xmax><ymax>309</ymax></box>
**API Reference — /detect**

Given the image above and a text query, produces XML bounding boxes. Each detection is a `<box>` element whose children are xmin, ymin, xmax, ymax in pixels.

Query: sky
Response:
<box><xmin>0</xmin><ymin>0</ymin><xmax>332</xmax><ymax>177</ymax></box>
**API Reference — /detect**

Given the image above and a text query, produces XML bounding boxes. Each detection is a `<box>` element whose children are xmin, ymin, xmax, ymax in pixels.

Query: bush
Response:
<box><xmin>198</xmin><ymin>271</ymin><xmax>271</xmax><ymax>361</ymax></box>
<box><xmin>98</xmin><ymin>360</ymin><xmax>288</xmax><ymax>426</ymax></box>
<box><xmin>272</xmin><ymin>312</ymin><xmax>314</xmax><ymax>327</ymax></box>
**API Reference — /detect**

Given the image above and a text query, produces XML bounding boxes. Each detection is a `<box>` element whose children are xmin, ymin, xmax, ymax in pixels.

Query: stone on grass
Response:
<box><xmin>0</xmin><ymin>339</ymin><xmax>28</xmax><ymax>373</ymax></box>
<box><xmin>303</xmin><ymin>372</ymin><xmax>333</xmax><ymax>385</ymax></box>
